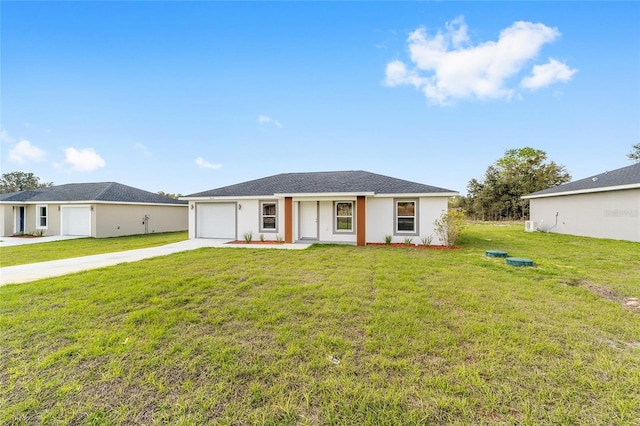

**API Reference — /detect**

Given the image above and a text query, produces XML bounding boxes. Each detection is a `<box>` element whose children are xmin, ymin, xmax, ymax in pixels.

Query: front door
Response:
<box><xmin>14</xmin><ymin>206</ymin><xmax>25</xmax><ymax>234</ymax></box>
<box><xmin>299</xmin><ymin>201</ymin><xmax>318</xmax><ymax>240</ymax></box>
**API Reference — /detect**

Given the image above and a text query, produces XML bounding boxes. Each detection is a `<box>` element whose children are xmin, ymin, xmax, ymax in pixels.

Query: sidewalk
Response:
<box><xmin>0</xmin><ymin>239</ymin><xmax>310</xmax><ymax>286</ymax></box>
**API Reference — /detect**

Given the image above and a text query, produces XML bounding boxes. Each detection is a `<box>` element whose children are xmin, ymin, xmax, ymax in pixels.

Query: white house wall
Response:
<box><xmin>529</xmin><ymin>189</ymin><xmax>640</xmax><ymax>242</ymax></box>
<box><xmin>0</xmin><ymin>205</ymin><xmax>12</xmax><ymax>236</ymax></box>
<box><xmin>189</xmin><ymin>196</ymin><xmax>451</xmax><ymax>244</ymax></box>
<box><xmin>95</xmin><ymin>204</ymin><xmax>187</xmax><ymax>238</ymax></box>
<box><xmin>236</xmin><ymin>199</ymin><xmax>284</xmax><ymax>241</ymax></box>
<box><xmin>366</xmin><ymin>197</ymin><xmax>449</xmax><ymax>245</ymax></box>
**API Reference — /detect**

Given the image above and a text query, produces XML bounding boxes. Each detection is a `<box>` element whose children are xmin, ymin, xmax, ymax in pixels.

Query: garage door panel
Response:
<box><xmin>62</xmin><ymin>207</ymin><xmax>91</xmax><ymax>236</ymax></box>
<box><xmin>197</xmin><ymin>204</ymin><xmax>236</xmax><ymax>239</ymax></box>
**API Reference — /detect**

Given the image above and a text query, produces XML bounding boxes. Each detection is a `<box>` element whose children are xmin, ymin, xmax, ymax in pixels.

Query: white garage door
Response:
<box><xmin>197</xmin><ymin>203</ymin><xmax>236</xmax><ymax>239</ymax></box>
<box><xmin>62</xmin><ymin>206</ymin><xmax>91</xmax><ymax>236</ymax></box>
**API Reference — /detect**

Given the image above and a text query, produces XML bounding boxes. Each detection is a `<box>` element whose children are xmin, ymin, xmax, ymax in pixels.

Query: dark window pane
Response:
<box><xmin>263</xmin><ymin>217</ymin><xmax>276</xmax><ymax>229</ymax></box>
<box><xmin>263</xmin><ymin>204</ymin><xmax>276</xmax><ymax>216</ymax></box>
<box><xmin>397</xmin><ymin>217</ymin><xmax>415</xmax><ymax>231</ymax></box>
<box><xmin>337</xmin><ymin>217</ymin><xmax>352</xmax><ymax>230</ymax></box>
<box><xmin>336</xmin><ymin>202</ymin><xmax>352</xmax><ymax>216</ymax></box>
<box><xmin>397</xmin><ymin>202</ymin><xmax>415</xmax><ymax>217</ymax></box>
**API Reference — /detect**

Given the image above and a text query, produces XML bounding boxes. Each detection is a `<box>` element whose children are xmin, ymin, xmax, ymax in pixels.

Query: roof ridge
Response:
<box><xmin>93</xmin><ymin>182</ymin><xmax>118</xmax><ymax>200</ymax></box>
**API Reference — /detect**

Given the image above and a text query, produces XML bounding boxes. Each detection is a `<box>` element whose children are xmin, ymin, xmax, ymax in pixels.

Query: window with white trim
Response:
<box><xmin>260</xmin><ymin>201</ymin><xmax>277</xmax><ymax>232</ymax></box>
<box><xmin>335</xmin><ymin>201</ymin><xmax>354</xmax><ymax>233</ymax></box>
<box><xmin>36</xmin><ymin>205</ymin><xmax>48</xmax><ymax>229</ymax></box>
<box><xmin>395</xmin><ymin>200</ymin><xmax>417</xmax><ymax>234</ymax></box>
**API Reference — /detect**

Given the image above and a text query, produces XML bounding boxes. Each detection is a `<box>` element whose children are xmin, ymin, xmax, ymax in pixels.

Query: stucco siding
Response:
<box><xmin>529</xmin><ymin>189</ymin><xmax>640</xmax><ymax>242</ymax></box>
<box><xmin>94</xmin><ymin>204</ymin><xmax>187</xmax><ymax>238</ymax></box>
<box><xmin>0</xmin><ymin>205</ymin><xmax>12</xmax><ymax>236</ymax></box>
<box><xmin>188</xmin><ymin>195</ymin><xmax>452</xmax><ymax>244</ymax></box>
<box><xmin>236</xmin><ymin>199</ymin><xmax>284</xmax><ymax>241</ymax></box>
<box><xmin>366</xmin><ymin>196</ymin><xmax>449</xmax><ymax>245</ymax></box>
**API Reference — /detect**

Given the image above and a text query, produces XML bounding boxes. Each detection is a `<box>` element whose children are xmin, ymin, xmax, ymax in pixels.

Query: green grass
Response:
<box><xmin>0</xmin><ymin>231</ymin><xmax>187</xmax><ymax>267</ymax></box>
<box><xmin>1</xmin><ymin>223</ymin><xmax>639</xmax><ymax>425</ymax></box>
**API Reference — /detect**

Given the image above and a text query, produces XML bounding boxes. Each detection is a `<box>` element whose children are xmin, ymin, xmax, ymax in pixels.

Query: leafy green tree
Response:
<box><xmin>628</xmin><ymin>143</ymin><xmax>640</xmax><ymax>163</ymax></box>
<box><xmin>157</xmin><ymin>191</ymin><xmax>183</xmax><ymax>199</ymax></box>
<box><xmin>0</xmin><ymin>171</ymin><xmax>53</xmax><ymax>193</ymax></box>
<box><xmin>464</xmin><ymin>147</ymin><xmax>571</xmax><ymax>220</ymax></box>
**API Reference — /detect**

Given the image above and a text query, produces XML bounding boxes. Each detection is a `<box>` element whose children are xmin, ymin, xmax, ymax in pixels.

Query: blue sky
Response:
<box><xmin>2</xmin><ymin>1</ymin><xmax>638</xmax><ymax>196</ymax></box>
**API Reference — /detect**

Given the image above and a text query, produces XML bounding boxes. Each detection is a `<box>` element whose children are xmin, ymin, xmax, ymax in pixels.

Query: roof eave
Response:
<box><xmin>374</xmin><ymin>192</ymin><xmax>459</xmax><ymax>198</ymax></box>
<box><xmin>522</xmin><ymin>183</ymin><xmax>640</xmax><ymax>199</ymax></box>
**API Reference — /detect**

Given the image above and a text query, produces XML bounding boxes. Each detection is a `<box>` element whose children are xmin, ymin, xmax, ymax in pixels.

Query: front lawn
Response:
<box><xmin>1</xmin><ymin>224</ymin><xmax>639</xmax><ymax>424</ymax></box>
<box><xmin>0</xmin><ymin>231</ymin><xmax>188</xmax><ymax>267</ymax></box>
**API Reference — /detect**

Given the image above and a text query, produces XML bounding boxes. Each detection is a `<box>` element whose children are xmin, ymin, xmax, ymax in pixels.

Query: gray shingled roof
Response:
<box><xmin>185</xmin><ymin>170</ymin><xmax>457</xmax><ymax>197</ymax></box>
<box><xmin>524</xmin><ymin>163</ymin><xmax>640</xmax><ymax>198</ymax></box>
<box><xmin>0</xmin><ymin>182</ymin><xmax>187</xmax><ymax>205</ymax></box>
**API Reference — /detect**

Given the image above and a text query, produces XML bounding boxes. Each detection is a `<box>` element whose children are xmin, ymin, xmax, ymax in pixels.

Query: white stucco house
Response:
<box><xmin>522</xmin><ymin>163</ymin><xmax>640</xmax><ymax>242</ymax></box>
<box><xmin>181</xmin><ymin>170</ymin><xmax>458</xmax><ymax>246</ymax></box>
<box><xmin>0</xmin><ymin>182</ymin><xmax>188</xmax><ymax>238</ymax></box>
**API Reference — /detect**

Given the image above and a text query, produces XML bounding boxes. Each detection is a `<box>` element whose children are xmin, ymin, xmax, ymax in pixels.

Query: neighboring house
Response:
<box><xmin>0</xmin><ymin>182</ymin><xmax>188</xmax><ymax>238</ymax></box>
<box><xmin>181</xmin><ymin>170</ymin><xmax>458</xmax><ymax>246</ymax></box>
<box><xmin>522</xmin><ymin>163</ymin><xmax>640</xmax><ymax>242</ymax></box>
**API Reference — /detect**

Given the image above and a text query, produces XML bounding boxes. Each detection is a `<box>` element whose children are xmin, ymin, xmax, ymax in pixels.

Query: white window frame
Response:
<box><xmin>36</xmin><ymin>204</ymin><xmax>48</xmax><ymax>229</ymax></box>
<box><xmin>334</xmin><ymin>201</ymin><xmax>355</xmax><ymax>234</ymax></box>
<box><xmin>259</xmin><ymin>201</ymin><xmax>278</xmax><ymax>233</ymax></box>
<box><xmin>394</xmin><ymin>199</ymin><xmax>419</xmax><ymax>236</ymax></box>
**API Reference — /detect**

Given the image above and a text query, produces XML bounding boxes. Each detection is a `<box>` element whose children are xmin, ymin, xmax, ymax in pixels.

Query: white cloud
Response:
<box><xmin>9</xmin><ymin>139</ymin><xmax>47</xmax><ymax>164</ymax></box>
<box><xmin>133</xmin><ymin>142</ymin><xmax>152</xmax><ymax>157</ymax></box>
<box><xmin>384</xmin><ymin>17</ymin><xmax>576</xmax><ymax>104</ymax></box>
<box><xmin>257</xmin><ymin>114</ymin><xmax>282</xmax><ymax>128</ymax></box>
<box><xmin>195</xmin><ymin>157</ymin><xmax>222</xmax><ymax>169</ymax></box>
<box><xmin>1</xmin><ymin>129</ymin><xmax>16</xmax><ymax>143</ymax></box>
<box><xmin>521</xmin><ymin>58</ymin><xmax>578</xmax><ymax>90</ymax></box>
<box><xmin>64</xmin><ymin>147</ymin><xmax>106</xmax><ymax>172</ymax></box>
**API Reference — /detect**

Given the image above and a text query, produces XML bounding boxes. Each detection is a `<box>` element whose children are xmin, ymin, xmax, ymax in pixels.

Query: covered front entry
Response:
<box><xmin>14</xmin><ymin>206</ymin><xmax>25</xmax><ymax>234</ymax></box>
<box><xmin>197</xmin><ymin>203</ymin><xmax>236</xmax><ymax>239</ymax></box>
<box><xmin>299</xmin><ymin>201</ymin><xmax>318</xmax><ymax>240</ymax></box>
<box><xmin>62</xmin><ymin>206</ymin><xmax>92</xmax><ymax>236</ymax></box>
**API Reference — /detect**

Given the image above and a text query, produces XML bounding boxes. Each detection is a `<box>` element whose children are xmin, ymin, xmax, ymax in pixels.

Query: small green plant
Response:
<box><xmin>276</xmin><ymin>234</ymin><xmax>283</xmax><ymax>243</ymax></box>
<box><xmin>34</xmin><ymin>230</ymin><xmax>45</xmax><ymax>237</ymax></box>
<box><xmin>434</xmin><ymin>209</ymin><xmax>467</xmax><ymax>247</ymax></box>
<box><xmin>420</xmin><ymin>234</ymin><xmax>433</xmax><ymax>246</ymax></box>
<box><xmin>259</xmin><ymin>234</ymin><xmax>265</xmax><ymax>242</ymax></box>
<box><xmin>384</xmin><ymin>235</ymin><xmax>392</xmax><ymax>245</ymax></box>
<box><xmin>403</xmin><ymin>237</ymin><xmax>413</xmax><ymax>246</ymax></box>
<box><xmin>243</xmin><ymin>232</ymin><xmax>253</xmax><ymax>243</ymax></box>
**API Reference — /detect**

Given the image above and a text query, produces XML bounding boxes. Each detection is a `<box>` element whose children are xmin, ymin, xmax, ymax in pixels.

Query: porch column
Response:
<box><xmin>284</xmin><ymin>197</ymin><xmax>293</xmax><ymax>243</ymax></box>
<box><xmin>356</xmin><ymin>196</ymin><xmax>366</xmax><ymax>246</ymax></box>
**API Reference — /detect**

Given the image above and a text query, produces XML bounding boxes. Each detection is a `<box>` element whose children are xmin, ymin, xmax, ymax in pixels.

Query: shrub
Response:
<box><xmin>259</xmin><ymin>234</ymin><xmax>265</xmax><ymax>242</ymax></box>
<box><xmin>433</xmin><ymin>209</ymin><xmax>467</xmax><ymax>247</ymax></box>
<box><xmin>243</xmin><ymin>232</ymin><xmax>253</xmax><ymax>243</ymax></box>
<box><xmin>404</xmin><ymin>237</ymin><xmax>413</xmax><ymax>246</ymax></box>
<box><xmin>384</xmin><ymin>235</ymin><xmax>392</xmax><ymax>245</ymax></box>
<box><xmin>276</xmin><ymin>234</ymin><xmax>283</xmax><ymax>243</ymax></box>
<box><xmin>420</xmin><ymin>234</ymin><xmax>433</xmax><ymax>246</ymax></box>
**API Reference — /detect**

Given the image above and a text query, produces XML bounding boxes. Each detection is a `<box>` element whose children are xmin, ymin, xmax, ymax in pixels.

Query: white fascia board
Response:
<box><xmin>181</xmin><ymin>195</ymin><xmax>276</xmax><ymax>201</ymax></box>
<box><xmin>374</xmin><ymin>192</ymin><xmax>459</xmax><ymax>198</ymax></box>
<box><xmin>17</xmin><ymin>200</ymin><xmax>187</xmax><ymax>207</ymax></box>
<box><xmin>522</xmin><ymin>183</ymin><xmax>640</xmax><ymax>199</ymax></box>
<box><xmin>274</xmin><ymin>192</ymin><xmax>375</xmax><ymax>198</ymax></box>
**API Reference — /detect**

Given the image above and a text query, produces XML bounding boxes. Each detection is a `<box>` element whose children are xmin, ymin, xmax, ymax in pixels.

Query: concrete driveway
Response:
<box><xmin>0</xmin><ymin>239</ymin><xmax>310</xmax><ymax>286</ymax></box>
<box><xmin>0</xmin><ymin>235</ymin><xmax>87</xmax><ymax>247</ymax></box>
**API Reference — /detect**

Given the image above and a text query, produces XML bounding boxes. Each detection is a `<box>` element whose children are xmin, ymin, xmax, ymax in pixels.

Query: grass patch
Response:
<box><xmin>0</xmin><ymin>231</ymin><xmax>187</xmax><ymax>267</ymax></box>
<box><xmin>1</xmin><ymin>223</ymin><xmax>639</xmax><ymax>424</ymax></box>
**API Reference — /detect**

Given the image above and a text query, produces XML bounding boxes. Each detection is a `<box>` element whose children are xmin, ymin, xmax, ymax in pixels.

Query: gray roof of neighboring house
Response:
<box><xmin>524</xmin><ymin>163</ymin><xmax>640</xmax><ymax>198</ymax></box>
<box><xmin>185</xmin><ymin>170</ymin><xmax>457</xmax><ymax>197</ymax></box>
<box><xmin>0</xmin><ymin>182</ymin><xmax>187</xmax><ymax>205</ymax></box>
